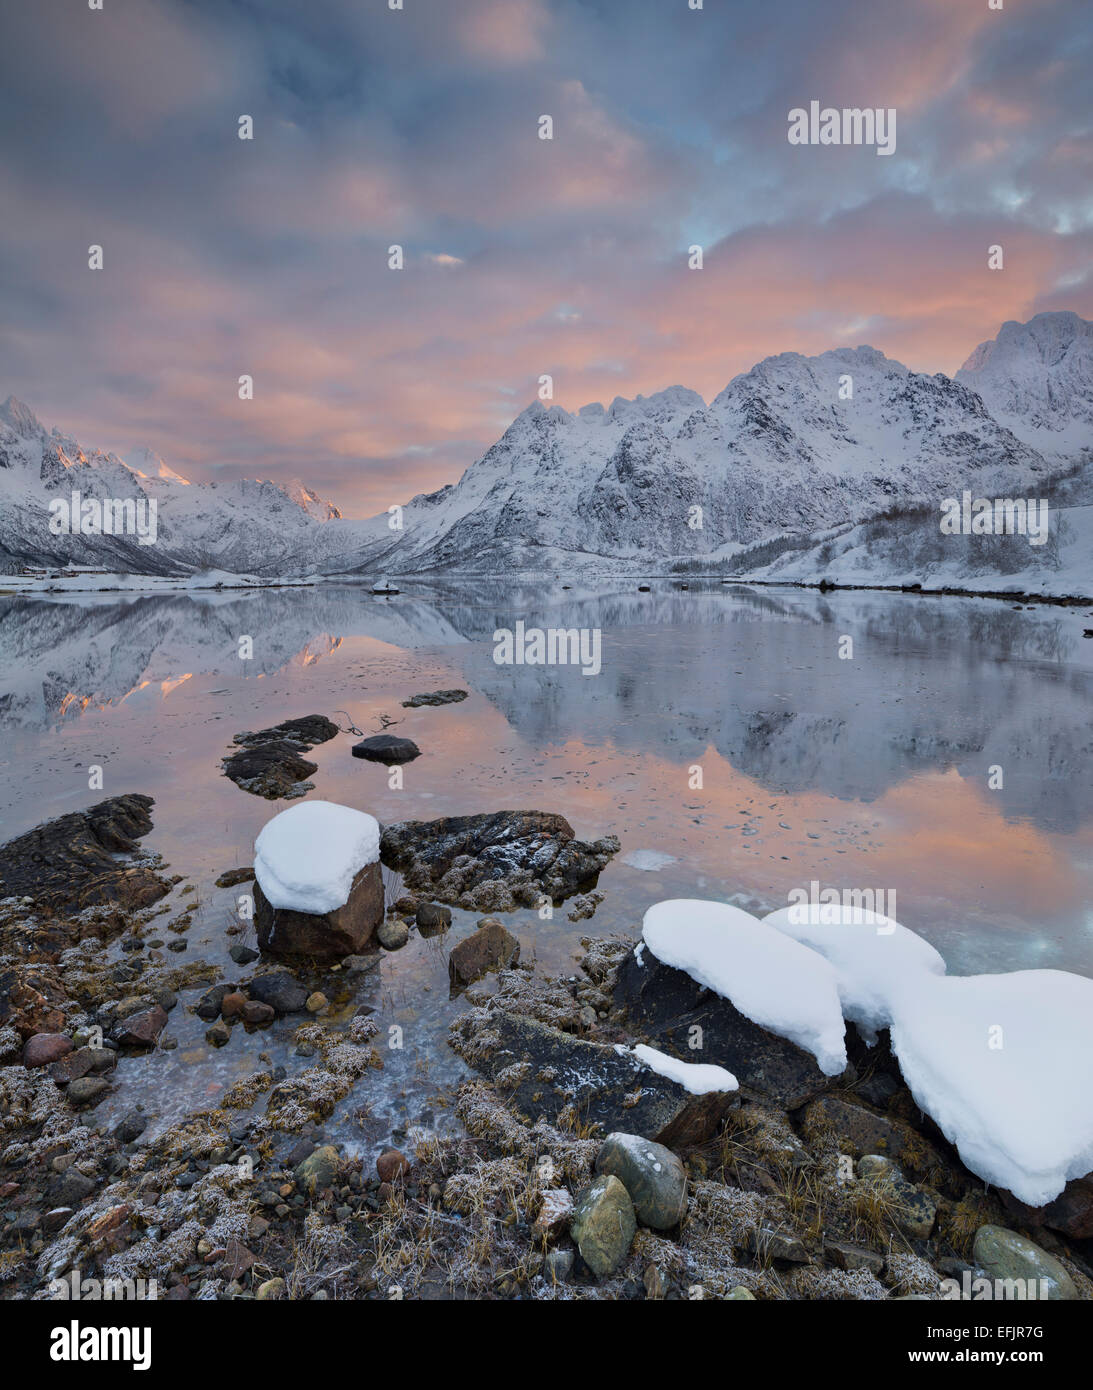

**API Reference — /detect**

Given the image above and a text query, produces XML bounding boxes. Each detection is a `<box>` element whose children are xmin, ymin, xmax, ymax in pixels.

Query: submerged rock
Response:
<box><xmin>381</xmin><ymin>810</ymin><xmax>619</xmax><ymax>912</ymax></box>
<box><xmin>571</xmin><ymin>1174</ymin><xmax>635</xmax><ymax>1277</ymax></box>
<box><xmin>415</xmin><ymin>901</ymin><xmax>452</xmax><ymax>937</ymax></box>
<box><xmin>222</xmin><ymin>715</ymin><xmax>338</xmax><ymax>800</ymax></box>
<box><xmin>351</xmin><ymin>734</ymin><xmax>421</xmax><ymax>764</ymax></box>
<box><xmin>401</xmin><ymin>689</ymin><xmax>468</xmax><ymax>708</ymax></box>
<box><xmin>244</xmin><ymin>972</ymin><xmax>310</xmax><ymax>1015</ymax></box>
<box><xmin>614</xmin><ymin>944</ymin><xmax>845</xmax><ymax>1109</ymax></box>
<box><xmin>0</xmin><ymin>794</ymin><xmax>168</xmax><ymax>913</ymax></box>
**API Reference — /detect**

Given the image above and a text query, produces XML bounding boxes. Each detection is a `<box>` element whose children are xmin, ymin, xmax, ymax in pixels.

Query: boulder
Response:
<box><xmin>972</xmin><ymin>1224</ymin><xmax>1078</xmax><ymax>1300</ymax></box>
<box><xmin>245</xmin><ymin>972</ymin><xmax>310</xmax><ymax>1014</ymax></box>
<box><xmin>448</xmin><ymin>918</ymin><xmax>521</xmax><ymax>990</ymax></box>
<box><xmin>112</xmin><ymin>1006</ymin><xmax>167</xmax><ymax>1048</ymax></box>
<box><xmin>377</xmin><ymin>917</ymin><xmax>410</xmax><ymax>950</ymax></box>
<box><xmin>595</xmin><ymin>1133</ymin><xmax>687</xmax><ymax>1230</ymax></box>
<box><xmin>255</xmin><ymin>861</ymin><xmax>384</xmax><ymax>959</ymax></box>
<box><xmin>222</xmin><ymin>716</ymin><xmax>338</xmax><ymax>800</ymax></box>
<box><xmin>615</xmin><ymin>944</ymin><xmax>844</xmax><ymax>1109</ymax></box>
<box><xmin>0</xmin><ymin>794</ymin><xmax>169</xmax><ymax>913</ymax></box>
<box><xmin>570</xmin><ymin>1175</ymin><xmax>635</xmax><ymax>1278</ymax></box>
<box><xmin>295</xmin><ymin>1144</ymin><xmax>341</xmax><ymax>1195</ymax></box>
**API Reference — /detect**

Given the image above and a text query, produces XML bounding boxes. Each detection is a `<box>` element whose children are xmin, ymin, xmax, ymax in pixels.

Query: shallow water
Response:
<box><xmin>2</xmin><ymin>580</ymin><xmax>1092</xmax><ymax>1152</ymax></box>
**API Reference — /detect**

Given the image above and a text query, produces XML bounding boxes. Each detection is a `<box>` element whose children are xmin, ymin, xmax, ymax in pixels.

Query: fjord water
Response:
<box><xmin>2</xmin><ymin>580</ymin><xmax>1092</xmax><ymax>1147</ymax></box>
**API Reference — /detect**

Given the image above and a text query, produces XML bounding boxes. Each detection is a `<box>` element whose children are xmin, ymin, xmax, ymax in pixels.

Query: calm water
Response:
<box><xmin>2</xmin><ymin>580</ymin><xmax>1092</xmax><ymax>1150</ymax></box>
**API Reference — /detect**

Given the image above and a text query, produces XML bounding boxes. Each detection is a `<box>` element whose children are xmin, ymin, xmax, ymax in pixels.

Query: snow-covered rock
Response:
<box><xmin>764</xmin><ymin>903</ymin><xmax>946</xmax><ymax>1038</ymax></box>
<box><xmin>889</xmin><ymin>970</ymin><xmax>1093</xmax><ymax>1207</ymax></box>
<box><xmin>619</xmin><ymin>1042</ymin><xmax>738</xmax><ymax>1095</ymax></box>
<box><xmin>254</xmin><ymin>800</ymin><xmax>380</xmax><ymax>914</ymax></box>
<box><xmin>641</xmin><ymin>899</ymin><xmax>848</xmax><ymax>1075</ymax></box>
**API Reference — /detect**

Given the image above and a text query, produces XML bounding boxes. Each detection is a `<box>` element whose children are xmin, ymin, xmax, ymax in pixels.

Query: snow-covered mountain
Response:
<box><xmin>0</xmin><ymin>397</ymin><xmax>341</xmax><ymax>576</ymax></box>
<box><xmin>2</xmin><ymin>312</ymin><xmax>1090</xmax><ymax>579</ymax></box>
<box><xmin>956</xmin><ymin>312</ymin><xmax>1093</xmax><ymax>459</ymax></box>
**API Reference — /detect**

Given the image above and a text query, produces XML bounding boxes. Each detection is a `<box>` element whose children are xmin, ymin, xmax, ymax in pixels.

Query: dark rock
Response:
<box><xmin>615</xmin><ymin>945</ymin><xmax>845</xmax><ymax>1110</ymax></box>
<box><xmin>229</xmin><ymin>945</ymin><xmax>259</xmax><ymax>966</ymax></box>
<box><xmin>448</xmin><ymin>918</ymin><xmax>520</xmax><ymax>990</ymax></box>
<box><xmin>1000</xmin><ymin>1174</ymin><xmax>1093</xmax><ymax>1242</ymax></box>
<box><xmin>450</xmin><ymin>1010</ymin><xmax>735</xmax><ymax>1147</ymax></box>
<box><xmin>377</xmin><ymin>917</ymin><xmax>410</xmax><ymax>950</ymax></box>
<box><xmin>241</xmin><ymin>1000</ymin><xmax>275</xmax><ymax>1025</ymax></box>
<box><xmin>746</xmin><ymin>1225</ymin><xmax>810</xmax><ymax>1263</ymax></box>
<box><xmin>195</xmin><ymin>984</ymin><xmax>233</xmax><ymax>1020</ymax></box>
<box><xmin>205</xmin><ymin>1021</ymin><xmax>231</xmax><ymax>1047</ymax></box>
<box><xmin>244</xmin><ymin>973</ymin><xmax>310</xmax><ymax>1015</ymax></box>
<box><xmin>401</xmin><ymin>689</ymin><xmax>468</xmax><ymax>708</ymax></box>
<box><xmin>254</xmin><ymin>861</ymin><xmax>384</xmax><ymax>960</ymax></box>
<box><xmin>219</xmin><ymin>991</ymin><xmax>248</xmax><ymax>1019</ymax></box>
<box><xmin>381</xmin><ymin>810</ymin><xmax>619</xmax><ymax>912</ymax></box>
<box><xmin>0</xmin><ymin>964</ymin><xmax>67</xmax><ymax>1037</ymax></box>
<box><xmin>0</xmin><ymin>794</ymin><xmax>168</xmax><ymax>913</ymax></box>
<box><xmin>826</xmin><ymin>1240</ymin><xmax>886</xmax><ymax>1275</ymax></box>
<box><xmin>51</xmin><ymin>1170</ymin><xmax>96</xmax><ymax>1205</ymax></box>
<box><xmin>113</xmin><ymin>1110</ymin><xmax>149</xmax><ymax>1144</ymax></box>
<box><xmin>22</xmin><ymin>1033</ymin><xmax>72</xmax><ymax>1068</ymax></box>
<box><xmin>112</xmin><ymin>1005</ymin><xmax>168</xmax><ymax>1048</ymax></box>
<box><xmin>352</xmin><ymin>734</ymin><xmax>421</xmax><ymax>764</ymax></box>
<box><xmin>66</xmin><ymin>1076</ymin><xmax>109</xmax><ymax>1108</ymax></box>
<box><xmin>43</xmin><ymin>1207</ymin><xmax>74</xmax><ymax>1234</ymax></box>
<box><xmin>222</xmin><ymin>715</ymin><xmax>338</xmax><ymax>800</ymax></box>
<box><xmin>415</xmin><ymin>901</ymin><xmax>452</xmax><ymax>937</ymax></box>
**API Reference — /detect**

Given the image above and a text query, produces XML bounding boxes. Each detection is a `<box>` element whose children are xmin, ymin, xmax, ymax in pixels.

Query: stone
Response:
<box><xmin>254</xmin><ymin>861</ymin><xmax>384</xmax><ymax>960</ymax></box>
<box><xmin>533</xmin><ymin>1188</ymin><xmax>574</xmax><ymax>1240</ymax></box>
<box><xmin>595</xmin><ymin>1133</ymin><xmax>687</xmax><ymax>1230</ymax></box>
<box><xmin>415</xmin><ymin>901</ymin><xmax>452</xmax><ymax>937</ymax></box>
<box><xmin>205</xmin><ymin>1021</ymin><xmax>231</xmax><ymax>1047</ymax></box>
<box><xmin>571</xmin><ymin>1174</ymin><xmax>636</xmax><ymax>1278</ymax></box>
<box><xmin>0</xmin><ymin>794</ymin><xmax>169</xmax><ymax>913</ymax></box>
<box><xmin>67</xmin><ymin>1077</ymin><xmax>109</xmax><ymax>1107</ymax></box>
<box><xmin>643</xmin><ymin>1264</ymin><xmax>669</xmax><ymax>1299</ymax></box>
<box><xmin>43</xmin><ymin>1207</ymin><xmax>74</xmax><ymax>1234</ymax></box>
<box><xmin>802</xmin><ymin>1094</ymin><xmax>945</xmax><ymax>1178</ymax></box>
<box><xmin>381</xmin><ymin>810</ymin><xmax>619</xmax><ymax>913</ymax></box>
<box><xmin>725</xmin><ymin>1286</ymin><xmax>757</xmax><ymax>1300</ymax></box>
<box><xmin>296</xmin><ymin>1144</ymin><xmax>340</xmax><ymax>1195</ymax></box>
<box><xmin>377</xmin><ymin>918</ymin><xmax>410</xmax><ymax>950</ymax></box>
<box><xmin>229</xmin><ymin>945</ymin><xmax>259</xmax><ymax>966</ymax></box>
<box><xmin>256</xmin><ymin>1277</ymin><xmax>286</xmax><ymax>1300</ymax></box>
<box><xmin>972</xmin><ymin>1224</ymin><xmax>1078</xmax><ymax>1300</ymax></box>
<box><xmin>220</xmin><ymin>991</ymin><xmax>247</xmax><ymax>1019</ymax></box>
<box><xmin>448</xmin><ymin>918</ymin><xmax>521</xmax><ymax>990</ymax></box>
<box><xmin>195</xmin><ymin>984</ymin><xmax>233</xmax><ymax>1020</ymax></box>
<box><xmin>745</xmin><ymin>1224</ymin><xmax>810</xmax><ymax>1264</ymax></box>
<box><xmin>113</xmin><ymin>1110</ymin><xmax>149</xmax><ymax>1144</ymax></box>
<box><xmin>376</xmin><ymin>1148</ymin><xmax>410</xmax><ymax>1184</ymax></box>
<box><xmin>826</xmin><ymin>1240</ymin><xmax>885</xmax><ymax>1276</ymax></box>
<box><xmin>241</xmin><ymin>1000</ymin><xmax>275</xmax><ymax>1025</ymax></box>
<box><xmin>52</xmin><ymin>1170</ymin><xmax>96</xmax><ymax>1205</ymax></box>
<box><xmin>351</xmin><ymin>734</ymin><xmax>421</xmax><ymax>764</ymax></box>
<box><xmin>216</xmin><ymin>868</ymin><xmax>255</xmax><ymax>888</ymax></box>
<box><xmin>614</xmin><ymin>945</ymin><xmax>845</xmax><ymax>1109</ymax></box>
<box><xmin>22</xmin><ymin>1033</ymin><xmax>72</xmax><ymax>1068</ymax></box>
<box><xmin>244</xmin><ymin>972</ymin><xmax>310</xmax><ymax>1014</ymax></box>
<box><xmin>305</xmin><ymin>991</ymin><xmax>328</xmax><ymax>1012</ymax></box>
<box><xmin>1001</xmin><ymin>1173</ymin><xmax>1093</xmax><ymax>1242</ymax></box>
<box><xmin>342</xmin><ymin>954</ymin><xmax>381</xmax><ymax>976</ymax></box>
<box><xmin>113</xmin><ymin>1006</ymin><xmax>168</xmax><ymax>1047</ymax></box>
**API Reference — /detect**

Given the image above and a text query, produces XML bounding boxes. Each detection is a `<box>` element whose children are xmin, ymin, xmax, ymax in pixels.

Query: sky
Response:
<box><xmin>0</xmin><ymin>0</ymin><xmax>1090</xmax><ymax>517</ymax></box>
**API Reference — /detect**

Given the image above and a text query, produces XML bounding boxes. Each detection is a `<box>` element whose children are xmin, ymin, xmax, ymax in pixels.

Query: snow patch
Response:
<box><xmin>617</xmin><ymin>1042</ymin><xmax>738</xmax><ymax>1095</ymax></box>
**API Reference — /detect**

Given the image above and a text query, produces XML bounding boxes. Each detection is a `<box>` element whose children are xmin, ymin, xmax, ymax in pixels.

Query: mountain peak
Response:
<box><xmin>0</xmin><ymin>395</ymin><xmax>45</xmax><ymax>438</ymax></box>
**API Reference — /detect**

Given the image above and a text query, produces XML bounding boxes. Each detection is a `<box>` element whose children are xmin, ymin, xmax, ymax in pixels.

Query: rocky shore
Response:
<box><xmin>1</xmin><ymin>790</ymin><xmax>1091</xmax><ymax>1302</ymax></box>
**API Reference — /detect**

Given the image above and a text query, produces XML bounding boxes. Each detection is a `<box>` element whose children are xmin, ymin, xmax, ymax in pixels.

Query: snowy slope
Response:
<box><xmin>0</xmin><ymin>397</ymin><xmax>341</xmax><ymax>577</ymax></box>
<box><xmin>3</xmin><ymin>312</ymin><xmax>1090</xmax><ymax>579</ymax></box>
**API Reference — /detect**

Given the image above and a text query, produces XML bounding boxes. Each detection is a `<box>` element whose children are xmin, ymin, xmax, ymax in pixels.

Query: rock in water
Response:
<box><xmin>415</xmin><ymin>901</ymin><xmax>452</xmax><ymax>936</ymax></box>
<box><xmin>0</xmin><ymin>794</ymin><xmax>168</xmax><ymax>913</ymax></box>
<box><xmin>351</xmin><ymin>734</ymin><xmax>421</xmax><ymax>764</ymax></box>
<box><xmin>244</xmin><ymin>972</ymin><xmax>309</xmax><ymax>1014</ymax></box>
<box><xmin>401</xmin><ymin>689</ymin><xmax>468</xmax><ymax>708</ymax></box>
<box><xmin>253</xmin><ymin>802</ymin><xmax>384</xmax><ymax>960</ymax></box>
<box><xmin>380</xmin><ymin>809</ymin><xmax>619</xmax><ymax>912</ymax></box>
<box><xmin>570</xmin><ymin>1175</ymin><xmax>636</xmax><ymax>1277</ymax></box>
<box><xmin>377</xmin><ymin>917</ymin><xmax>410</xmax><ymax>950</ymax></box>
<box><xmin>595</xmin><ymin>1133</ymin><xmax>687</xmax><ymax>1230</ymax></box>
<box><xmin>448</xmin><ymin>918</ymin><xmax>520</xmax><ymax>990</ymax></box>
<box><xmin>222</xmin><ymin>715</ymin><xmax>339</xmax><ymax>800</ymax></box>
<box><xmin>972</xmin><ymin>1224</ymin><xmax>1078</xmax><ymax>1300</ymax></box>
